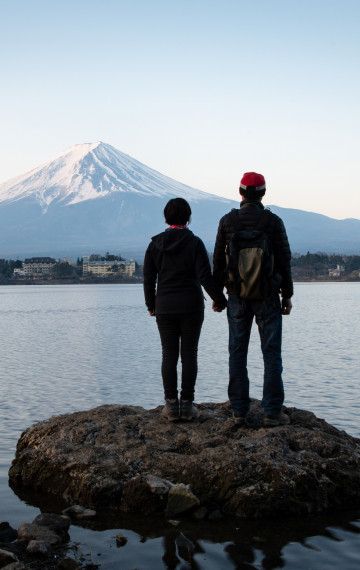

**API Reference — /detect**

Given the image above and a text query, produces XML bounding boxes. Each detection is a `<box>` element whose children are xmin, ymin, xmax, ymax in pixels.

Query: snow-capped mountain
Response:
<box><xmin>0</xmin><ymin>141</ymin><xmax>360</xmax><ymax>260</ymax></box>
<box><xmin>0</xmin><ymin>141</ymin><xmax>225</xmax><ymax>211</ymax></box>
<box><xmin>0</xmin><ymin>142</ymin><xmax>234</xmax><ymax>259</ymax></box>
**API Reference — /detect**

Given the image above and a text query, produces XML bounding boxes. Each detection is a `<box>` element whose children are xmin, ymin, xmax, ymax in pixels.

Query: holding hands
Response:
<box><xmin>281</xmin><ymin>298</ymin><xmax>292</xmax><ymax>315</ymax></box>
<box><xmin>212</xmin><ymin>301</ymin><xmax>224</xmax><ymax>313</ymax></box>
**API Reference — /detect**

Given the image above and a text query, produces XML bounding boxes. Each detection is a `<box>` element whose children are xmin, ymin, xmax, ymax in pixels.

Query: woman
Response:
<box><xmin>143</xmin><ymin>197</ymin><xmax>227</xmax><ymax>422</ymax></box>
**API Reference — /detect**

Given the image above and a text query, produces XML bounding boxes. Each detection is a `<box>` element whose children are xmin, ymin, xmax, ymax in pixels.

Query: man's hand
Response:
<box><xmin>148</xmin><ymin>310</ymin><xmax>155</xmax><ymax>317</ymax></box>
<box><xmin>212</xmin><ymin>301</ymin><xmax>224</xmax><ymax>313</ymax></box>
<box><xmin>281</xmin><ymin>298</ymin><xmax>292</xmax><ymax>315</ymax></box>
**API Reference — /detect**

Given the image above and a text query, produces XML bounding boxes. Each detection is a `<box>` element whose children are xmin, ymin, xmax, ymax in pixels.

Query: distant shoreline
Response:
<box><xmin>1</xmin><ymin>277</ymin><xmax>359</xmax><ymax>286</ymax></box>
<box><xmin>0</xmin><ymin>277</ymin><xmax>143</xmax><ymax>286</ymax></box>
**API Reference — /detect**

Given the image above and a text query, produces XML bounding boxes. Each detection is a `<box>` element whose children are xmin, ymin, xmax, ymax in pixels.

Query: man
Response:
<box><xmin>212</xmin><ymin>172</ymin><xmax>293</xmax><ymax>427</ymax></box>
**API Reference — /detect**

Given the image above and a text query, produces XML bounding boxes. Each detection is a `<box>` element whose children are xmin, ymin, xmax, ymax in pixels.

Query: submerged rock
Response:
<box><xmin>8</xmin><ymin>400</ymin><xmax>360</xmax><ymax>518</ymax></box>
<box><xmin>62</xmin><ymin>505</ymin><xmax>97</xmax><ymax>519</ymax></box>
<box><xmin>115</xmin><ymin>532</ymin><xmax>128</xmax><ymax>547</ymax></box>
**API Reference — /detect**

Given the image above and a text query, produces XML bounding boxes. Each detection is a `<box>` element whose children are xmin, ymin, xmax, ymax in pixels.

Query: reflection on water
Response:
<box><xmin>6</xmin><ymin>483</ymin><xmax>360</xmax><ymax>570</ymax></box>
<box><xmin>65</xmin><ymin>511</ymin><xmax>360</xmax><ymax>570</ymax></box>
<box><xmin>0</xmin><ymin>283</ymin><xmax>360</xmax><ymax>569</ymax></box>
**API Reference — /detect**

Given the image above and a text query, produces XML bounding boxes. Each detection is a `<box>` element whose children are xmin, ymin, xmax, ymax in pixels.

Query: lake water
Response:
<box><xmin>0</xmin><ymin>283</ymin><xmax>359</xmax><ymax>569</ymax></box>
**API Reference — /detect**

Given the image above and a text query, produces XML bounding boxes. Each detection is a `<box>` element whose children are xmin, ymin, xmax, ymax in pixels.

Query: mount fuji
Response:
<box><xmin>0</xmin><ymin>141</ymin><xmax>359</xmax><ymax>260</ymax></box>
<box><xmin>0</xmin><ymin>142</ymin><xmax>236</xmax><ymax>260</ymax></box>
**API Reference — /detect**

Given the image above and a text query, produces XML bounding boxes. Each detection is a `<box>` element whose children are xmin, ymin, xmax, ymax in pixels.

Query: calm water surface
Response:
<box><xmin>0</xmin><ymin>283</ymin><xmax>359</xmax><ymax>569</ymax></box>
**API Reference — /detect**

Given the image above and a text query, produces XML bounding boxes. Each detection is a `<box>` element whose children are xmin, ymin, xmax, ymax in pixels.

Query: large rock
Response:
<box><xmin>9</xmin><ymin>401</ymin><xmax>360</xmax><ymax>518</ymax></box>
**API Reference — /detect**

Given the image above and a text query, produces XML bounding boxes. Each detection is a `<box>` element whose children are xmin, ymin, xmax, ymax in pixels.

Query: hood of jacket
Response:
<box><xmin>150</xmin><ymin>228</ymin><xmax>194</xmax><ymax>254</ymax></box>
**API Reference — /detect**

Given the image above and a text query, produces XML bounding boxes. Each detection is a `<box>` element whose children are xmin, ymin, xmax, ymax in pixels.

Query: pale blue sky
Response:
<box><xmin>1</xmin><ymin>0</ymin><xmax>359</xmax><ymax>219</ymax></box>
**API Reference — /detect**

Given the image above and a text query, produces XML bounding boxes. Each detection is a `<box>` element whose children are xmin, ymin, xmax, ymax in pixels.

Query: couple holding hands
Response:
<box><xmin>143</xmin><ymin>172</ymin><xmax>293</xmax><ymax>428</ymax></box>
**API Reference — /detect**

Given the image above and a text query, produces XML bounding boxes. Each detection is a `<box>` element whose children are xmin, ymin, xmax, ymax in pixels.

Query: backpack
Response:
<box><xmin>225</xmin><ymin>208</ymin><xmax>280</xmax><ymax>300</ymax></box>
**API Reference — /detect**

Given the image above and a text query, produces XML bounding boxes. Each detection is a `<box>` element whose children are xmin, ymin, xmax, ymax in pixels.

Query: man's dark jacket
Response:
<box><xmin>144</xmin><ymin>228</ymin><xmax>227</xmax><ymax>314</ymax></box>
<box><xmin>213</xmin><ymin>200</ymin><xmax>293</xmax><ymax>299</ymax></box>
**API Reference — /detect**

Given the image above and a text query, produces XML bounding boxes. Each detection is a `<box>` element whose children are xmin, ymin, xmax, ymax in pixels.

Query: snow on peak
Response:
<box><xmin>0</xmin><ymin>142</ymin><xmax>227</xmax><ymax>211</ymax></box>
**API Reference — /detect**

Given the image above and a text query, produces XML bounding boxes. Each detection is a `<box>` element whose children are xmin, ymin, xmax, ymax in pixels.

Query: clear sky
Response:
<box><xmin>1</xmin><ymin>0</ymin><xmax>359</xmax><ymax>219</ymax></box>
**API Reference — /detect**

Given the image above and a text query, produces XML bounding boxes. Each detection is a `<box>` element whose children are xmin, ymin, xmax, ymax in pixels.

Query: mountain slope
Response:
<box><xmin>0</xmin><ymin>142</ymin><xmax>359</xmax><ymax>259</ymax></box>
<box><xmin>0</xmin><ymin>142</ymin><xmax>226</xmax><ymax>210</ymax></box>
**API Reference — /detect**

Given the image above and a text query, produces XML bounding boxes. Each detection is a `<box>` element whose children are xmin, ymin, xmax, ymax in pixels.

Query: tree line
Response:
<box><xmin>0</xmin><ymin>258</ymin><xmax>142</xmax><ymax>282</ymax></box>
<box><xmin>0</xmin><ymin>259</ymin><xmax>22</xmax><ymax>279</ymax></box>
<box><xmin>291</xmin><ymin>253</ymin><xmax>360</xmax><ymax>280</ymax></box>
<box><xmin>1</xmin><ymin>253</ymin><xmax>360</xmax><ymax>282</ymax></box>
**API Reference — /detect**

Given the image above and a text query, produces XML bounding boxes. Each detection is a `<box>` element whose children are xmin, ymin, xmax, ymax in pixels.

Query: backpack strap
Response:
<box><xmin>230</xmin><ymin>208</ymin><xmax>240</xmax><ymax>230</ymax></box>
<box><xmin>255</xmin><ymin>209</ymin><xmax>272</xmax><ymax>231</ymax></box>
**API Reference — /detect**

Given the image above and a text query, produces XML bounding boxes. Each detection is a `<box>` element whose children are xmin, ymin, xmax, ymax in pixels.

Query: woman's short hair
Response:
<box><xmin>164</xmin><ymin>198</ymin><xmax>192</xmax><ymax>225</ymax></box>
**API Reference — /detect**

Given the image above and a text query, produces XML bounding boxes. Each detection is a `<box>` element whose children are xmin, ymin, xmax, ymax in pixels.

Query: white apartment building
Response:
<box><xmin>23</xmin><ymin>257</ymin><xmax>56</xmax><ymax>276</ymax></box>
<box><xmin>83</xmin><ymin>256</ymin><xmax>136</xmax><ymax>277</ymax></box>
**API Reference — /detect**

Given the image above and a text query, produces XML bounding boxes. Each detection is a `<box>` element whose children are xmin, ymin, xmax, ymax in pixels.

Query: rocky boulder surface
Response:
<box><xmin>9</xmin><ymin>401</ymin><xmax>360</xmax><ymax>519</ymax></box>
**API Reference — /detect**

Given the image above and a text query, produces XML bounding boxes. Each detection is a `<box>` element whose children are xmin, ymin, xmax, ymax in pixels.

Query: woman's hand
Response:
<box><xmin>212</xmin><ymin>301</ymin><xmax>224</xmax><ymax>313</ymax></box>
<box><xmin>281</xmin><ymin>298</ymin><xmax>292</xmax><ymax>315</ymax></box>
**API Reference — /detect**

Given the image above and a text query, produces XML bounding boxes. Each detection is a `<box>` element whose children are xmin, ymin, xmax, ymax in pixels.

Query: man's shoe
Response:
<box><xmin>180</xmin><ymin>400</ymin><xmax>198</xmax><ymax>421</ymax></box>
<box><xmin>264</xmin><ymin>411</ymin><xmax>290</xmax><ymax>427</ymax></box>
<box><xmin>232</xmin><ymin>411</ymin><xmax>246</xmax><ymax>426</ymax></box>
<box><xmin>162</xmin><ymin>399</ymin><xmax>179</xmax><ymax>422</ymax></box>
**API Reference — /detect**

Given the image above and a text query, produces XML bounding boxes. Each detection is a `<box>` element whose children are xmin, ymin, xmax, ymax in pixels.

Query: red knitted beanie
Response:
<box><xmin>239</xmin><ymin>172</ymin><xmax>266</xmax><ymax>193</ymax></box>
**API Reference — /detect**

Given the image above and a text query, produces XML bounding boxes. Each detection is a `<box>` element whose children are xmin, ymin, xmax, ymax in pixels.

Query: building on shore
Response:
<box><xmin>82</xmin><ymin>255</ymin><xmax>136</xmax><ymax>277</ymax></box>
<box><xmin>13</xmin><ymin>267</ymin><xmax>26</xmax><ymax>277</ymax></box>
<box><xmin>22</xmin><ymin>257</ymin><xmax>57</xmax><ymax>277</ymax></box>
<box><xmin>328</xmin><ymin>264</ymin><xmax>345</xmax><ymax>277</ymax></box>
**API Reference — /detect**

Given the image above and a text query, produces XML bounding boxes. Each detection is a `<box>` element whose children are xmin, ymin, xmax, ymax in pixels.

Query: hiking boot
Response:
<box><xmin>162</xmin><ymin>399</ymin><xmax>179</xmax><ymax>422</ymax></box>
<box><xmin>232</xmin><ymin>411</ymin><xmax>246</xmax><ymax>426</ymax></box>
<box><xmin>264</xmin><ymin>411</ymin><xmax>290</xmax><ymax>427</ymax></box>
<box><xmin>180</xmin><ymin>400</ymin><xmax>198</xmax><ymax>421</ymax></box>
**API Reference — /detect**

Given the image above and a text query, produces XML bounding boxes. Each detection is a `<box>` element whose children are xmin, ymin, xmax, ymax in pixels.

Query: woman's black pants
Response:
<box><xmin>156</xmin><ymin>311</ymin><xmax>204</xmax><ymax>401</ymax></box>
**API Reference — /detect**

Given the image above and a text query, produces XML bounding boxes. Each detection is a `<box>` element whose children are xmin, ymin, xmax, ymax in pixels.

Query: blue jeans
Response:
<box><xmin>227</xmin><ymin>294</ymin><xmax>284</xmax><ymax>416</ymax></box>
